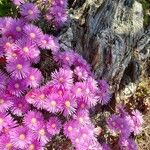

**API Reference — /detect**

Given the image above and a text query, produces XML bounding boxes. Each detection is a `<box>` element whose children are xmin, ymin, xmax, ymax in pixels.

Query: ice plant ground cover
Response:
<box><xmin>0</xmin><ymin>0</ymin><xmax>143</xmax><ymax>150</ymax></box>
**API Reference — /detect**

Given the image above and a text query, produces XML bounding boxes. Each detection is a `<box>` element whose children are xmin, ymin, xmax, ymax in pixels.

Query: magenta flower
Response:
<box><xmin>25</xmin><ymin>89</ymin><xmax>38</xmax><ymax>105</ymax></box>
<box><xmin>61</xmin><ymin>92</ymin><xmax>77</xmax><ymax>116</ymax></box>
<box><xmin>52</xmin><ymin>68</ymin><xmax>73</xmax><ymax>89</ymax></box>
<box><xmin>46</xmin><ymin>117</ymin><xmax>62</xmax><ymax>136</ymax></box>
<box><xmin>15</xmin><ymin>38</ymin><xmax>40</xmax><ymax>62</ymax></box>
<box><xmin>74</xmin><ymin>66</ymin><xmax>88</xmax><ymax>81</ymax></box>
<box><xmin>0</xmin><ymin>92</ymin><xmax>13</xmax><ymax>113</ymax></box>
<box><xmin>11</xmin><ymin>96</ymin><xmax>29</xmax><ymax>116</ymax></box>
<box><xmin>11</xmin><ymin>0</ymin><xmax>25</xmax><ymax>6</ymax></box>
<box><xmin>54</xmin><ymin>51</ymin><xmax>75</xmax><ymax>67</ymax></box>
<box><xmin>77</xmin><ymin>98</ymin><xmax>88</xmax><ymax>110</ymax></box>
<box><xmin>119</xmin><ymin>137</ymin><xmax>138</xmax><ymax>150</ymax></box>
<box><xmin>24</xmin><ymin>110</ymin><xmax>44</xmax><ymax>131</ymax></box>
<box><xmin>23</xmin><ymin>24</ymin><xmax>43</xmax><ymax>45</ymax></box>
<box><xmin>26</xmin><ymin>68</ymin><xmax>42</xmax><ymax>88</ymax></box>
<box><xmin>6</xmin><ymin>57</ymin><xmax>30</xmax><ymax>79</ymax></box>
<box><xmin>51</xmin><ymin>0</ymin><xmax>68</xmax><ymax>8</ymax></box>
<box><xmin>0</xmin><ymin>113</ymin><xmax>15</xmax><ymax>133</ymax></box>
<box><xmin>9</xmin><ymin>19</ymin><xmax>25</xmax><ymax>39</ymax></box>
<box><xmin>44</xmin><ymin>93</ymin><xmax>62</xmax><ymax>113</ymax></box>
<box><xmin>33</xmin><ymin>123</ymin><xmax>50</xmax><ymax>146</ymax></box>
<box><xmin>131</xmin><ymin>109</ymin><xmax>143</xmax><ymax>135</ymax></box>
<box><xmin>7</xmin><ymin>78</ymin><xmax>27</xmax><ymax>97</ymax></box>
<box><xmin>63</xmin><ymin>120</ymin><xmax>78</xmax><ymax>138</ymax></box>
<box><xmin>46</xmin><ymin>6</ymin><xmax>67</xmax><ymax>28</ymax></box>
<box><xmin>73</xmin><ymin>110</ymin><xmax>91</xmax><ymax>126</ymax></box>
<box><xmin>33</xmin><ymin>88</ymin><xmax>48</xmax><ymax>109</ymax></box>
<box><xmin>26</xmin><ymin>139</ymin><xmax>42</xmax><ymax>150</ymax></box>
<box><xmin>20</xmin><ymin>2</ymin><xmax>40</xmax><ymax>21</ymax></box>
<box><xmin>0</xmin><ymin>134</ymin><xmax>16</xmax><ymax>150</ymax></box>
<box><xmin>10</xmin><ymin>126</ymin><xmax>33</xmax><ymax>149</ymax></box>
<box><xmin>0</xmin><ymin>71</ymin><xmax>7</xmax><ymax>91</ymax></box>
<box><xmin>39</xmin><ymin>34</ymin><xmax>59</xmax><ymax>53</ymax></box>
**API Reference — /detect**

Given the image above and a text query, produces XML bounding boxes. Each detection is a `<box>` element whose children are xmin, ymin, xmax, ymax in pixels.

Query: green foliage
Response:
<box><xmin>0</xmin><ymin>0</ymin><xmax>13</xmax><ymax>17</ymax></box>
<box><xmin>138</xmin><ymin>0</ymin><xmax>150</xmax><ymax>27</ymax></box>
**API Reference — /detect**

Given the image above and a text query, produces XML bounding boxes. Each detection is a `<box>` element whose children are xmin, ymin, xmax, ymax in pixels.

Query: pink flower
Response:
<box><xmin>23</xmin><ymin>24</ymin><xmax>43</xmax><ymax>45</ymax></box>
<box><xmin>0</xmin><ymin>134</ymin><xmax>17</xmax><ymax>150</ymax></box>
<box><xmin>39</xmin><ymin>34</ymin><xmax>59</xmax><ymax>53</ymax></box>
<box><xmin>0</xmin><ymin>71</ymin><xmax>7</xmax><ymax>91</ymax></box>
<box><xmin>52</xmin><ymin>68</ymin><xmax>73</xmax><ymax>89</ymax></box>
<box><xmin>61</xmin><ymin>92</ymin><xmax>77</xmax><ymax>116</ymax></box>
<box><xmin>6</xmin><ymin>57</ymin><xmax>30</xmax><ymax>79</ymax></box>
<box><xmin>46</xmin><ymin>117</ymin><xmax>62</xmax><ymax>136</ymax></box>
<box><xmin>43</xmin><ymin>93</ymin><xmax>62</xmax><ymax>113</ymax></box>
<box><xmin>11</xmin><ymin>96</ymin><xmax>30</xmax><ymax>116</ymax></box>
<box><xmin>10</xmin><ymin>126</ymin><xmax>33</xmax><ymax>149</ymax></box>
<box><xmin>74</xmin><ymin>66</ymin><xmax>88</xmax><ymax>81</ymax></box>
<box><xmin>7</xmin><ymin>78</ymin><xmax>27</xmax><ymax>97</ymax></box>
<box><xmin>32</xmin><ymin>123</ymin><xmax>50</xmax><ymax>146</ymax></box>
<box><xmin>26</xmin><ymin>139</ymin><xmax>43</xmax><ymax>150</ymax></box>
<box><xmin>20</xmin><ymin>3</ymin><xmax>40</xmax><ymax>21</ymax></box>
<box><xmin>26</xmin><ymin>68</ymin><xmax>43</xmax><ymax>88</ymax></box>
<box><xmin>15</xmin><ymin>38</ymin><xmax>40</xmax><ymax>62</ymax></box>
<box><xmin>0</xmin><ymin>92</ymin><xmax>13</xmax><ymax>113</ymax></box>
<box><xmin>24</xmin><ymin>110</ymin><xmax>44</xmax><ymax>131</ymax></box>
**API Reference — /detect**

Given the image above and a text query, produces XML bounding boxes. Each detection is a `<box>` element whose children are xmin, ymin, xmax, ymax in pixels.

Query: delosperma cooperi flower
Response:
<box><xmin>6</xmin><ymin>57</ymin><xmax>31</xmax><ymax>79</ymax></box>
<box><xmin>15</xmin><ymin>38</ymin><xmax>40</xmax><ymax>61</ymax></box>
<box><xmin>39</xmin><ymin>34</ymin><xmax>60</xmax><ymax>53</ymax></box>
<box><xmin>0</xmin><ymin>134</ymin><xmax>17</xmax><ymax>150</ymax></box>
<box><xmin>20</xmin><ymin>2</ymin><xmax>40</xmax><ymax>21</ymax></box>
<box><xmin>44</xmin><ymin>93</ymin><xmax>63</xmax><ymax>113</ymax></box>
<box><xmin>26</xmin><ymin>139</ymin><xmax>43</xmax><ymax>150</ymax></box>
<box><xmin>11</xmin><ymin>97</ymin><xmax>30</xmax><ymax>116</ymax></box>
<box><xmin>7</xmin><ymin>78</ymin><xmax>27</xmax><ymax>97</ymax></box>
<box><xmin>46</xmin><ymin>117</ymin><xmax>62</xmax><ymax>135</ymax></box>
<box><xmin>51</xmin><ymin>68</ymin><xmax>73</xmax><ymax>89</ymax></box>
<box><xmin>61</xmin><ymin>92</ymin><xmax>77</xmax><ymax>116</ymax></box>
<box><xmin>23</xmin><ymin>24</ymin><xmax>43</xmax><ymax>45</ymax></box>
<box><xmin>0</xmin><ymin>71</ymin><xmax>7</xmax><ymax>91</ymax></box>
<box><xmin>9</xmin><ymin>126</ymin><xmax>33</xmax><ymax>149</ymax></box>
<box><xmin>26</xmin><ymin>68</ymin><xmax>42</xmax><ymax>88</ymax></box>
<box><xmin>24</xmin><ymin>110</ymin><xmax>44</xmax><ymax>131</ymax></box>
<box><xmin>0</xmin><ymin>92</ymin><xmax>13</xmax><ymax>113</ymax></box>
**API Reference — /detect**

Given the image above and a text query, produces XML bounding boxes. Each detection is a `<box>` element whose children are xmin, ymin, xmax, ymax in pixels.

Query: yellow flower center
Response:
<box><xmin>51</xmin><ymin>123</ymin><xmax>56</xmax><ymax>128</ymax></box>
<box><xmin>79</xmin><ymin>117</ymin><xmax>84</xmax><ymax>123</ymax></box>
<box><xmin>50</xmin><ymin>100</ymin><xmax>56</xmax><ymax>107</ymax></box>
<box><xmin>39</xmin><ymin>129</ymin><xmax>45</xmax><ymax>136</ymax></box>
<box><xmin>18</xmin><ymin>103</ymin><xmax>23</xmax><ymax>108</ymax></box>
<box><xmin>16</xmin><ymin>64</ymin><xmax>23</xmax><ymax>70</ymax></box>
<box><xmin>14</xmin><ymin>83</ymin><xmax>20</xmax><ymax>89</ymax></box>
<box><xmin>31</xmin><ymin>118</ymin><xmax>37</xmax><ymax>124</ymax></box>
<box><xmin>5</xmin><ymin>142</ymin><xmax>12</xmax><ymax>149</ymax></box>
<box><xmin>76</xmin><ymin>88</ymin><xmax>81</xmax><ymax>93</ymax></box>
<box><xmin>59</xmin><ymin>77</ymin><xmax>64</xmax><ymax>82</ymax></box>
<box><xmin>19</xmin><ymin>134</ymin><xmax>25</xmax><ymax>140</ymax></box>
<box><xmin>82</xmin><ymin>133</ymin><xmax>87</xmax><ymax>138</ymax></box>
<box><xmin>75</xmin><ymin>138</ymin><xmax>79</xmax><ymax>143</ymax></box>
<box><xmin>81</xmin><ymin>103</ymin><xmax>85</xmax><ymax>108</ymax></box>
<box><xmin>39</xmin><ymin>94</ymin><xmax>45</xmax><ymax>100</ymax></box>
<box><xmin>0</xmin><ymin>118</ymin><xmax>4</xmax><ymax>124</ymax></box>
<box><xmin>5</xmin><ymin>42</ymin><xmax>11</xmax><ymax>47</ymax></box>
<box><xmin>65</xmin><ymin>57</ymin><xmax>70</xmax><ymax>61</ymax></box>
<box><xmin>30</xmin><ymin>75</ymin><xmax>35</xmax><ymax>81</ymax></box>
<box><xmin>65</xmin><ymin>101</ymin><xmax>70</xmax><ymax>107</ymax></box>
<box><xmin>16</xmin><ymin>26</ymin><xmax>21</xmax><ymax>32</ymax></box>
<box><xmin>42</xmin><ymin>40</ymin><xmax>47</xmax><ymax>44</ymax></box>
<box><xmin>68</xmin><ymin>126</ymin><xmax>72</xmax><ymax>132</ymax></box>
<box><xmin>23</xmin><ymin>47</ymin><xmax>29</xmax><ymax>53</ymax></box>
<box><xmin>28</xmin><ymin>10</ymin><xmax>33</xmax><ymax>15</ymax></box>
<box><xmin>30</xmin><ymin>33</ymin><xmax>36</xmax><ymax>39</ymax></box>
<box><xmin>29</xmin><ymin>144</ymin><xmax>35</xmax><ymax>150</ymax></box>
<box><xmin>78</xmin><ymin>72</ymin><xmax>82</xmax><ymax>77</ymax></box>
<box><xmin>0</xmin><ymin>99</ymin><xmax>4</xmax><ymax>104</ymax></box>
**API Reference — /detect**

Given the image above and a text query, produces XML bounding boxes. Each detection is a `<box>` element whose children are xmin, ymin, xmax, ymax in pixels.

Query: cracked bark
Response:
<box><xmin>59</xmin><ymin>0</ymin><xmax>150</xmax><ymax>101</ymax></box>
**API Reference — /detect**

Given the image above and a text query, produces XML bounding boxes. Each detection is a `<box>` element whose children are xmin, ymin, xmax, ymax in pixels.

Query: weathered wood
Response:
<box><xmin>59</xmin><ymin>0</ymin><xmax>150</xmax><ymax>100</ymax></box>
